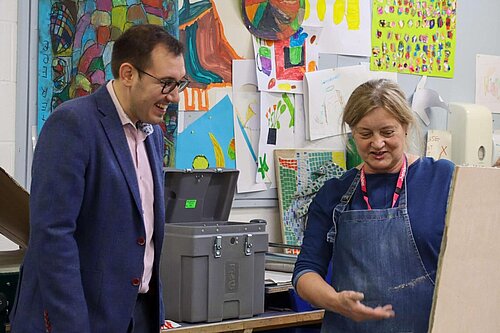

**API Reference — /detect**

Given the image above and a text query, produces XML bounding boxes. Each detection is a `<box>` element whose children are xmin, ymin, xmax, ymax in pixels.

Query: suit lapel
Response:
<box><xmin>94</xmin><ymin>86</ymin><xmax>143</xmax><ymax>215</ymax></box>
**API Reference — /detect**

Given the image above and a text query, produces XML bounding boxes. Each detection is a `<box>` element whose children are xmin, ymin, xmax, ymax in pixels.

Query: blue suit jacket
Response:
<box><xmin>10</xmin><ymin>86</ymin><xmax>166</xmax><ymax>332</ymax></box>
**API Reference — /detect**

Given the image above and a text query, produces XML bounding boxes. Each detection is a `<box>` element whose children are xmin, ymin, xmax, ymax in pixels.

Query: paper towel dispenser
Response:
<box><xmin>448</xmin><ymin>103</ymin><xmax>492</xmax><ymax>167</ymax></box>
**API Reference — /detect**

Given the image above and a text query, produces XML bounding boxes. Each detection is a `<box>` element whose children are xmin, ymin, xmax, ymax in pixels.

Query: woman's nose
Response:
<box><xmin>371</xmin><ymin>135</ymin><xmax>385</xmax><ymax>149</ymax></box>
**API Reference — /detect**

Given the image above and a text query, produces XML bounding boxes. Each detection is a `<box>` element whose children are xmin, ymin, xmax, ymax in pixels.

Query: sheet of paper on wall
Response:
<box><xmin>302</xmin><ymin>0</ymin><xmax>371</xmax><ymax>57</ymax></box>
<box><xmin>411</xmin><ymin>76</ymin><xmax>450</xmax><ymax>126</ymax></box>
<box><xmin>253</xmin><ymin>25</ymin><xmax>322</xmax><ymax>94</ymax></box>
<box><xmin>255</xmin><ymin>91</ymin><xmax>296</xmax><ymax>187</ymax></box>
<box><xmin>475</xmin><ymin>54</ymin><xmax>500</xmax><ymax>114</ymax></box>
<box><xmin>232</xmin><ymin>60</ymin><xmax>267</xmax><ymax>193</ymax></box>
<box><xmin>492</xmin><ymin>130</ymin><xmax>500</xmax><ymax>165</ymax></box>
<box><xmin>425</xmin><ymin>130</ymin><xmax>452</xmax><ymax>161</ymax></box>
<box><xmin>294</xmin><ymin>94</ymin><xmax>346</xmax><ymax>152</ymax></box>
<box><xmin>304</xmin><ymin>64</ymin><xmax>397</xmax><ymax>140</ymax></box>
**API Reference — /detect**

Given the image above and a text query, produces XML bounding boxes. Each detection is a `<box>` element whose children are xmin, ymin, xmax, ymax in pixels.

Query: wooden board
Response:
<box><xmin>429</xmin><ymin>166</ymin><xmax>500</xmax><ymax>332</ymax></box>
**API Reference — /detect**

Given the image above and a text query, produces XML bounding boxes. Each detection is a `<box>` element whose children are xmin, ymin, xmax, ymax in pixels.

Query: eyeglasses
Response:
<box><xmin>135</xmin><ymin>67</ymin><xmax>190</xmax><ymax>94</ymax></box>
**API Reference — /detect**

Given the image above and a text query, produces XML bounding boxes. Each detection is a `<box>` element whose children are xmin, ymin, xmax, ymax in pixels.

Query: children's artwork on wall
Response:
<box><xmin>256</xmin><ymin>91</ymin><xmax>296</xmax><ymax>187</ymax></box>
<box><xmin>176</xmin><ymin>95</ymin><xmax>236</xmax><ymax>169</ymax></box>
<box><xmin>304</xmin><ymin>64</ymin><xmax>397</xmax><ymax>140</ymax></box>
<box><xmin>38</xmin><ymin>0</ymin><xmax>179</xmax><ymax>165</ymax></box>
<box><xmin>370</xmin><ymin>0</ymin><xmax>457</xmax><ymax>78</ymax></box>
<box><xmin>274</xmin><ymin>149</ymin><xmax>346</xmax><ymax>249</ymax></box>
<box><xmin>178</xmin><ymin>0</ymin><xmax>242</xmax><ymax>112</ymax></box>
<box><xmin>302</xmin><ymin>0</ymin><xmax>371</xmax><ymax>56</ymax></box>
<box><xmin>241</xmin><ymin>0</ymin><xmax>306</xmax><ymax>40</ymax></box>
<box><xmin>253</xmin><ymin>25</ymin><xmax>322</xmax><ymax>94</ymax></box>
<box><xmin>232</xmin><ymin>60</ymin><xmax>267</xmax><ymax>193</ymax></box>
<box><xmin>475</xmin><ymin>54</ymin><xmax>500</xmax><ymax>114</ymax></box>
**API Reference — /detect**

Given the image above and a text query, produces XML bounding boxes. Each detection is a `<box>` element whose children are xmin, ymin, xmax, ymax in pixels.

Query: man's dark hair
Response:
<box><xmin>111</xmin><ymin>24</ymin><xmax>184</xmax><ymax>78</ymax></box>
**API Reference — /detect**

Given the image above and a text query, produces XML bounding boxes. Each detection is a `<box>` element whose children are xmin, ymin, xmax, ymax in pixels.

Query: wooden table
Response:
<box><xmin>161</xmin><ymin>309</ymin><xmax>324</xmax><ymax>332</ymax></box>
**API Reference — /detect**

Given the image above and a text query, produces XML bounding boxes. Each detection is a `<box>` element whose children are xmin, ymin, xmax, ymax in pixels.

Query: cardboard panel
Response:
<box><xmin>429</xmin><ymin>166</ymin><xmax>500</xmax><ymax>332</ymax></box>
<box><xmin>0</xmin><ymin>167</ymin><xmax>29</xmax><ymax>248</ymax></box>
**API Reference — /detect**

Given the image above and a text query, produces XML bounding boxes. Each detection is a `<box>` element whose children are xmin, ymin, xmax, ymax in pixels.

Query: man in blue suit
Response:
<box><xmin>10</xmin><ymin>24</ymin><xmax>188</xmax><ymax>333</ymax></box>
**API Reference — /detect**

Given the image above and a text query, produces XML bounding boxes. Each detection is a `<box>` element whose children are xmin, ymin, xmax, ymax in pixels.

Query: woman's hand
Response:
<box><xmin>333</xmin><ymin>290</ymin><xmax>395</xmax><ymax>322</ymax></box>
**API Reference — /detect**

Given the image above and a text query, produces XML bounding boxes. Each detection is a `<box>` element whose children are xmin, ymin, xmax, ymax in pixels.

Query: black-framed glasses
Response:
<box><xmin>135</xmin><ymin>67</ymin><xmax>190</xmax><ymax>94</ymax></box>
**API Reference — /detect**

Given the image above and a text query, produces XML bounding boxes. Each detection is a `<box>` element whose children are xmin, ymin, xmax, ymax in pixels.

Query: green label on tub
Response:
<box><xmin>185</xmin><ymin>199</ymin><xmax>197</xmax><ymax>209</ymax></box>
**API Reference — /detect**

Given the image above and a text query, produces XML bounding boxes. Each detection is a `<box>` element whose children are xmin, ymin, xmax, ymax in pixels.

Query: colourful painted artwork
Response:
<box><xmin>38</xmin><ymin>0</ymin><xmax>179</xmax><ymax>165</ymax></box>
<box><xmin>176</xmin><ymin>95</ymin><xmax>236</xmax><ymax>169</ymax></box>
<box><xmin>274</xmin><ymin>149</ymin><xmax>346</xmax><ymax>249</ymax></box>
<box><xmin>178</xmin><ymin>0</ymin><xmax>242</xmax><ymax>112</ymax></box>
<box><xmin>242</xmin><ymin>0</ymin><xmax>306</xmax><ymax>40</ymax></box>
<box><xmin>370</xmin><ymin>0</ymin><xmax>457</xmax><ymax>78</ymax></box>
<box><xmin>302</xmin><ymin>0</ymin><xmax>371</xmax><ymax>56</ymax></box>
<box><xmin>253</xmin><ymin>25</ymin><xmax>322</xmax><ymax>93</ymax></box>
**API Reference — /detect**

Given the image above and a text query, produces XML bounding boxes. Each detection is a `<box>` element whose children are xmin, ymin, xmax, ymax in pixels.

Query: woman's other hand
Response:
<box><xmin>334</xmin><ymin>290</ymin><xmax>395</xmax><ymax>322</ymax></box>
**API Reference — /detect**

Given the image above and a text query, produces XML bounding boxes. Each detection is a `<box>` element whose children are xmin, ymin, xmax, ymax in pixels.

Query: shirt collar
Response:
<box><xmin>106</xmin><ymin>81</ymin><xmax>154</xmax><ymax>137</ymax></box>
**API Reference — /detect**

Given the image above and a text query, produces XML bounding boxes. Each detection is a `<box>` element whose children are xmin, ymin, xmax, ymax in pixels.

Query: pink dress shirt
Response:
<box><xmin>106</xmin><ymin>81</ymin><xmax>155</xmax><ymax>294</ymax></box>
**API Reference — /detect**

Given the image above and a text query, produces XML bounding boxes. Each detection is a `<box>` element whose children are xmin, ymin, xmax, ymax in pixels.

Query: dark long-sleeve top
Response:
<box><xmin>293</xmin><ymin>157</ymin><xmax>455</xmax><ymax>287</ymax></box>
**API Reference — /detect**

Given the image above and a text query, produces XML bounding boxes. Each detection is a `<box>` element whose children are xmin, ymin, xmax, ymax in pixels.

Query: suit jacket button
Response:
<box><xmin>132</xmin><ymin>278</ymin><xmax>140</xmax><ymax>286</ymax></box>
<box><xmin>137</xmin><ymin>237</ymin><xmax>146</xmax><ymax>246</ymax></box>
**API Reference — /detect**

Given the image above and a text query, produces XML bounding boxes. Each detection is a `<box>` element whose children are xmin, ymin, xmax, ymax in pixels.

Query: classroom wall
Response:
<box><xmin>0</xmin><ymin>0</ymin><xmax>18</xmax><ymax>251</ymax></box>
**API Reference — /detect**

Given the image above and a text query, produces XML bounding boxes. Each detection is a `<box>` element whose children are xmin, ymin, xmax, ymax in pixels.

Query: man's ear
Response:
<box><xmin>119</xmin><ymin>63</ymin><xmax>135</xmax><ymax>87</ymax></box>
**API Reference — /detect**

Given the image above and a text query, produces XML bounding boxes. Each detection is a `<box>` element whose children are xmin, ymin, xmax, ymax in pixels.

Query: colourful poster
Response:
<box><xmin>176</xmin><ymin>95</ymin><xmax>236</xmax><ymax>169</ymax></box>
<box><xmin>38</xmin><ymin>0</ymin><xmax>179</xmax><ymax>165</ymax></box>
<box><xmin>370</xmin><ymin>0</ymin><xmax>457</xmax><ymax>78</ymax></box>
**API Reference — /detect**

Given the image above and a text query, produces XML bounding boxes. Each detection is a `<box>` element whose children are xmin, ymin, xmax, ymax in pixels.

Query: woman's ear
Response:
<box><xmin>403</xmin><ymin>124</ymin><xmax>409</xmax><ymax>136</ymax></box>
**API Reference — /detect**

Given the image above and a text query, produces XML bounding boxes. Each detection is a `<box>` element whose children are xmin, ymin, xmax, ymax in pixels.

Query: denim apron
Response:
<box><xmin>322</xmin><ymin>170</ymin><xmax>434</xmax><ymax>333</ymax></box>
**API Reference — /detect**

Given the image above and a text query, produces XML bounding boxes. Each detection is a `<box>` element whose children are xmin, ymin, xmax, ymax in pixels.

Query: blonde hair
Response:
<box><xmin>341</xmin><ymin>79</ymin><xmax>422</xmax><ymax>154</ymax></box>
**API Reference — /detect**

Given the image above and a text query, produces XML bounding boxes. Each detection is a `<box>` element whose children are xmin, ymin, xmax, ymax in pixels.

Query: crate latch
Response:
<box><xmin>213</xmin><ymin>235</ymin><xmax>222</xmax><ymax>258</ymax></box>
<box><xmin>244</xmin><ymin>234</ymin><xmax>253</xmax><ymax>256</ymax></box>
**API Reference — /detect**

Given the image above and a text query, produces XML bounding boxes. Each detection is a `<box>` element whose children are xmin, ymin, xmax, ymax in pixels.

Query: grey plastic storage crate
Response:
<box><xmin>160</xmin><ymin>168</ymin><xmax>268</xmax><ymax>323</ymax></box>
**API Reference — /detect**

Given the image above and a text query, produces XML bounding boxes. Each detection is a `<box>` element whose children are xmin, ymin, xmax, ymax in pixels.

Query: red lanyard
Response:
<box><xmin>360</xmin><ymin>155</ymin><xmax>407</xmax><ymax>210</ymax></box>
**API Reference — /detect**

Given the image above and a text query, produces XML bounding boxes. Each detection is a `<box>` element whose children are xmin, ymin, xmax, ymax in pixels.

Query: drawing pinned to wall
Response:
<box><xmin>232</xmin><ymin>60</ymin><xmax>267</xmax><ymax>193</ymax></box>
<box><xmin>253</xmin><ymin>25</ymin><xmax>322</xmax><ymax>93</ymax></box>
<box><xmin>241</xmin><ymin>0</ymin><xmax>306</xmax><ymax>40</ymax></box>
<box><xmin>303</xmin><ymin>64</ymin><xmax>397</xmax><ymax>140</ymax></box>
<box><xmin>176</xmin><ymin>95</ymin><xmax>236</xmax><ymax>169</ymax></box>
<box><xmin>178</xmin><ymin>0</ymin><xmax>242</xmax><ymax>112</ymax></box>
<box><xmin>370</xmin><ymin>0</ymin><xmax>457</xmax><ymax>78</ymax></box>
<box><xmin>302</xmin><ymin>0</ymin><xmax>371</xmax><ymax>56</ymax></box>
<box><xmin>256</xmin><ymin>91</ymin><xmax>296</xmax><ymax>187</ymax></box>
<box><xmin>38</xmin><ymin>0</ymin><xmax>179</xmax><ymax>165</ymax></box>
<box><xmin>274</xmin><ymin>149</ymin><xmax>346</xmax><ymax>249</ymax></box>
<box><xmin>476</xmin><ymin>54</ymin><xmax>500</xmax><ymax>114</ymax></box>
